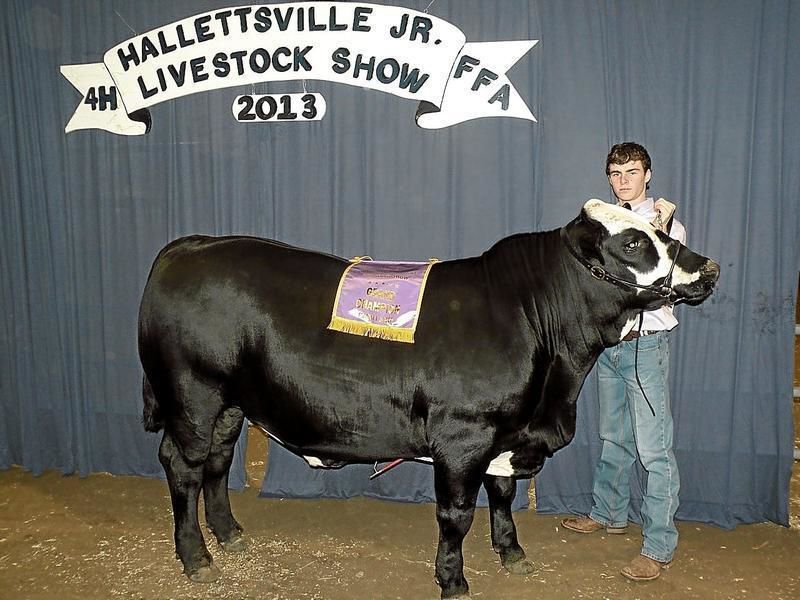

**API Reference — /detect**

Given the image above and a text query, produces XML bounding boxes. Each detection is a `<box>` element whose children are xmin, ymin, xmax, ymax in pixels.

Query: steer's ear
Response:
<box><xmin>571</xmin><ymin>209</ymin><xmax>607</xmax><ymax>264</ymax></box>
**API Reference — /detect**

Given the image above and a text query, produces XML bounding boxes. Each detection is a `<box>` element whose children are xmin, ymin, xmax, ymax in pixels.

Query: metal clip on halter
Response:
<box><xmin>590</xmin><ymin>266</ymin><xmax>606</xmax><ymax>280</ymax></box>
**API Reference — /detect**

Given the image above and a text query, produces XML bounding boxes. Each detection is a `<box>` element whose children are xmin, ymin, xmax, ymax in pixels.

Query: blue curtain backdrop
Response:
<box><xmin>1</xmin><ymin>0</ymin><xmax>798</xmax><ymax>527</ymax></box>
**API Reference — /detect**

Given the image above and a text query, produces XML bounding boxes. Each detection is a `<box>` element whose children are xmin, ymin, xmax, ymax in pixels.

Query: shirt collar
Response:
<box><xmin>618</xmin><ymin>197</ymin><xmax>654</xmax><ymax>215</ymax></box>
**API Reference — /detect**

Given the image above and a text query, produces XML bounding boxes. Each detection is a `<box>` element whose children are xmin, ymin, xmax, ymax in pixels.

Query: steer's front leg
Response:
<box><xmin>482</xmin><ymin>474</ymin><xmax>534</xmax><ymax>574</ymax></box>
<box><xmin>433</xmin><ymin>463</ymin><xmax>482</xmax><ymax>599</ymax></box>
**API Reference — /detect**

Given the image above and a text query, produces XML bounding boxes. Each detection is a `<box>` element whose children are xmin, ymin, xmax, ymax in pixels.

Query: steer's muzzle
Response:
<box><xmin>672</xmin><ymin>259</ymin><xmax>720</xmax><ymax>306</ymax></box>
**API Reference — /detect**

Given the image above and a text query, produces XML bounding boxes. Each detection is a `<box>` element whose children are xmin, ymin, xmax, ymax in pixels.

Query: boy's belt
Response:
<box><xmin>622</xmin><ymin>329</ymin><xmax>660</xmax><ymax>342</ymax></box>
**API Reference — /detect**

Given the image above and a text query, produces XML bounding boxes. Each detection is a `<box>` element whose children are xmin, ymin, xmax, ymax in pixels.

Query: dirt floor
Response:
<box><xmin>1</xmin><ymin>421</ymin><xmax>799</xmax><ymax>600</ymax></box>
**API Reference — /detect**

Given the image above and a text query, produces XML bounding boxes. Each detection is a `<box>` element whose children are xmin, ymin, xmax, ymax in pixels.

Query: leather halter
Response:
<box><xmin>559</xmin><ymin>226</ymin><xmax>681</xmax><ymax>299</ymax></box>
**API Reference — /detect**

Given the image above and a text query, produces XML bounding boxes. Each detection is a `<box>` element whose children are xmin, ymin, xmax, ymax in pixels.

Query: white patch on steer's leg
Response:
<box><xmin>486</xmin><ymin>451</ymin><xmax>516</xmax><ymax>477</ymax></box>
<box><xmin>414</xmin><ymin>455</ymin><xmax>517</xmax><ymax>477</ymax></box>
<box><xmin>303</xmin><ymin>455</ymin><xmax>326</xmax><ymax>468</ymax></box>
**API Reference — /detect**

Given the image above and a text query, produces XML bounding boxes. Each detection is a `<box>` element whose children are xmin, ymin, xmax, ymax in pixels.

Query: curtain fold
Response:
<box><xmin>1</xmin><ymin>0</ymin><xmax>797</xmax><ymax>528</ymax></box>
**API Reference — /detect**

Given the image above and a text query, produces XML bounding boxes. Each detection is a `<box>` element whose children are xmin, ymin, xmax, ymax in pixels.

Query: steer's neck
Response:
<box><xmin>482</xmin><ymin>230</ymin><xmax>634</xmax><ymax>359</ymax></box>
<box><xmin>552</xmin><ymin>237</ymin><xmax>640</xmax><ymax>351</ymax></box>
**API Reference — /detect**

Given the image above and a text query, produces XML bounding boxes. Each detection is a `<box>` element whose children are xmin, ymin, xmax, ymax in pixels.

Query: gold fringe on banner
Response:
<box><xmin>328</xmin><ymin>316</ymin><xmax>417</xmax><ymax>343</ymax></box>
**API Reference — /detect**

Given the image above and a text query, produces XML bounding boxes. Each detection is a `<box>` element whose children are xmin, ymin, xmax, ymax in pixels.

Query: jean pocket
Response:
<box><xmin>631</xmin><ymin>334</ymin><xmax>662</xmax><ymax>352</ymax></box>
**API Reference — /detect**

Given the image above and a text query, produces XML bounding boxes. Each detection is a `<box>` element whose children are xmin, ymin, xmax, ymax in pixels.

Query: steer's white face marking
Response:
<box><xmin>670</xmin><ymin>263</ymin><xmax>701</xmax><ymax>287</ymax></box>
<box><xmin>583</xmin><ymin>199</ymin><xmax>700</xmax><ymax>289</ymax></box>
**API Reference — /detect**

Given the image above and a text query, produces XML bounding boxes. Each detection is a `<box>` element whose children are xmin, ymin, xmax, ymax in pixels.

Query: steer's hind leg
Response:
<box><xmin>203</xmin><ymin>407</ymin><xmax>246</xmax><ymax>552</ymax></box>
<box><xmin>433</xmin><ymin>463</ymin><xmax>482</xmax><ymax>599</ymax></box>
<box><xmin>482</xmin><ymin>475</ymin><xmax>534</xmax><ymax>574</ymax></box>
<box><xmin>160</xmin><ymin>428</ymin><xmax>219</xmax><ymax>582</ymax></box>
<box><xmin>159</xmin><ymin>375</ymin><xmax>224</xmax><ymax>583</ymax></box>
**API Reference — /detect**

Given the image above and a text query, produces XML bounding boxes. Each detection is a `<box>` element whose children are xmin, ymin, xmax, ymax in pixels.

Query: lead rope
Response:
<box><xmin>633</xmin><ymin>311</ymin><xmax>656</xmax><ymax>417</ymax></box>
<box><xmin>607</xmin><ymin>204</ymin><xmax>657</xmax><ymax>417</ymax></box>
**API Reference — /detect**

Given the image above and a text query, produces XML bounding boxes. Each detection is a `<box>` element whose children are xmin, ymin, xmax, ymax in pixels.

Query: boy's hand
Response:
<box><xmin>652</xmin><ymin>198</ymin><xmax>676</xmax><ymax>232</ymax></box>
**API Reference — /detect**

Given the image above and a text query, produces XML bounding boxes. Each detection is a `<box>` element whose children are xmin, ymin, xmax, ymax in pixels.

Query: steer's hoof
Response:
<box><xmin>504</xmin><ymin>558</ymin><xmax>535</xmax><ymax>575</ymax></box>
<box><xmin>187</xmin><ymin>563</ymin><xmax>221</xmax><ymax>583</ymax></box>
<box><xmin>440</xmin><ymin>583</ymin><xmax>469</xmax><ymax>599</ymax></box>
<box><xmin>221</xmin><ymin>534</ymin><xmax>247</xmax><ymax>553</ymax></box>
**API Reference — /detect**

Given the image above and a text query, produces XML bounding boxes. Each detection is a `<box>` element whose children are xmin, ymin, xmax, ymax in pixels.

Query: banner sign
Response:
<box><xmin>60</xmin><ymin>2</ymin><xmax>537</xmax><ymax>135</ymax></box>
<box><xmin>328</xmin><ymin>258</ymin><xmax>438</xmax><ymax>343</ymax></box>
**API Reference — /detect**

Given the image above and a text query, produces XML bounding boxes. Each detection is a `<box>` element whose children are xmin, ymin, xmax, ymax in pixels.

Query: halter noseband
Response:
<box><xmin>559</xmin><ymin>226</ymin><xmax>681</xmax><ymax>298</ymax></box>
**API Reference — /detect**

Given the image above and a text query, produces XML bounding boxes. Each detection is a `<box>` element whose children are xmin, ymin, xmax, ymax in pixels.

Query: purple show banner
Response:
<box><xmin>328</xmin><ymin>258</ymin><xmax>437</xmax><ymax>343</ymax></box>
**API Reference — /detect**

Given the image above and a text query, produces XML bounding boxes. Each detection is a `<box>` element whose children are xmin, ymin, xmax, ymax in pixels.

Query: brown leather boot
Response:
<box><xmin>620</xmin><ymin>554</ymin><xmax>672</xmax><ymax>581</ymax></box>
<box><xmin>560</xmin><ymin>516</ymin><xmax>628</xmax><ymax>535</ymax></box>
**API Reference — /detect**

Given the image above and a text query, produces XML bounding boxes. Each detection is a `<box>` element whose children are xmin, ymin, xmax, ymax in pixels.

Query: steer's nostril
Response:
<box><xmin>703</xmin><ymin>260</ymin><xmax>721</xmax><ymax>280</ymax></box>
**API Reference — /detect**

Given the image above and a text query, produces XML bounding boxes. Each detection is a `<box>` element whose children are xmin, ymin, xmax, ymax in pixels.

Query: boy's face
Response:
<box><xmin>607</xmin><ymin>160</ymin><xmax>651</xmax><ymax>204</ymax></box>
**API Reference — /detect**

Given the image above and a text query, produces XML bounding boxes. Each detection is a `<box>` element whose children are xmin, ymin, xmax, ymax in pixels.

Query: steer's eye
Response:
<box><xmin>623</xmin><ymin>240</ymin><xmax>640</xmax><ymax>253</ymax></box>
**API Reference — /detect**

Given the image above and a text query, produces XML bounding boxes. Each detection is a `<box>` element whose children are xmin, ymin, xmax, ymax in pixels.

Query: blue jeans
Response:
<box><xmin>589</xmin><ymin>331</ymin><xmax>679</xmax><ymax>563</ymax></box>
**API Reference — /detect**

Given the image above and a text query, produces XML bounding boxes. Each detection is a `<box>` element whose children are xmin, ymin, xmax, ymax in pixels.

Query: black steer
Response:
<box><xmin>138</xmin><ymin>199</ymin><xmax>719</xmax><ymax>598</ymax></box>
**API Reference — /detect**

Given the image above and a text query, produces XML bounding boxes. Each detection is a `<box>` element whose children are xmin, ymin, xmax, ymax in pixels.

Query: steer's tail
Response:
<box><xmin>142</xmin><ymin>374</ymin><xmax>164</xmax><ymax>432</ymax></box>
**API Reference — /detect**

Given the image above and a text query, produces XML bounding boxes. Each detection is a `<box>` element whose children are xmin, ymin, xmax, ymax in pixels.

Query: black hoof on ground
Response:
<box><xmin>504</xmin><ymin>558</ymin><xmax>535</xmax><ymax>575</ymax></box>
<box><xmin>187</xmin><ymin>563</ymin><xmax>221</xmax><ymax>583</ymax></box>
<box><xmin>440</xmin><ymin>583</ymin><xmax>469</xmax><ymax>599</ymax></box>
<box><xmin>220</xmin><ymin>534</ymin><xmax>247</xmax><ymax>553</ymax></box>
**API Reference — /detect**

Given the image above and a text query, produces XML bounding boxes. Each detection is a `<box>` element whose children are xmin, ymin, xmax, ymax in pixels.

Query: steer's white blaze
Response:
<box><xmin>671</xmin><ymin>265</ymin><xmax>701</xmax><ymax>286</ymax></box>
<box><xmin>583</xmin><ymin>199</ymin><xmax>699</xmax><ymax>289</ymax></box>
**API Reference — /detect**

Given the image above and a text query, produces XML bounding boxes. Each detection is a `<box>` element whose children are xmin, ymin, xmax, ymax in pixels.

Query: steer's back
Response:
<box><xmin>142</xmin><ymin>234</ymin><xmax>345</xmax><ymax>320</ymax></box>
<box><xmin>139</xmin><ymin>233</ymin><xmax>530</xmax><ymax>370</ymax></box>
<box><xmin>140</xmin><ymin>235</ymin><xmax>342</xmax><ymax>377</ymax></box>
